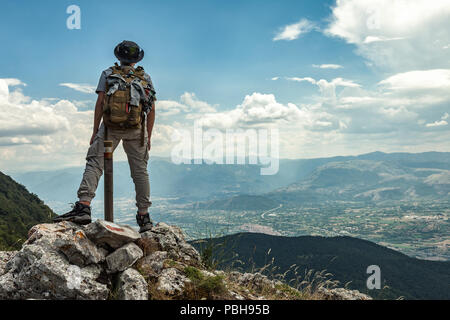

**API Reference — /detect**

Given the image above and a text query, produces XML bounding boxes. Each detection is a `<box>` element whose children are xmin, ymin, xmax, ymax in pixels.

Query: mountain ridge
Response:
<box><xmin>191</xmin><ymin>232</ymin><xmax>450</xmax><ymax>300</ymax></box>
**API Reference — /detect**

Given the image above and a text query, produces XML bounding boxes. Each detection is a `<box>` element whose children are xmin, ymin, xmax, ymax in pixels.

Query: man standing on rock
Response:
<box><xmin>53</xmin><ymin>41</ymin><xmax>156</xmax><ymax>233</ymax></box>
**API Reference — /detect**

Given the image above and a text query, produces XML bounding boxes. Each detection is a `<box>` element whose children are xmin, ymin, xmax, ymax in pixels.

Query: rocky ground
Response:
<box><xmin>0</xmin><ymin>220</ymin><xmax>371</xmax><ymax>300</ymax></box>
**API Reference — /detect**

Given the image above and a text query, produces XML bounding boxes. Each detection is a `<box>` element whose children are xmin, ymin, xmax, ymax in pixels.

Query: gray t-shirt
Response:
<box><xmin>95</xmin><ymin>67</ymin><xmax>156</xmax><ymax>100</ymax></box>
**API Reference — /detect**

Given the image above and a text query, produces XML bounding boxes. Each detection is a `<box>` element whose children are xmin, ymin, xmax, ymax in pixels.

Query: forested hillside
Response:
<box><xmin>0</xmin><ymin>171</ymin><xmax>54</xmax><ymax>250</ymax></box>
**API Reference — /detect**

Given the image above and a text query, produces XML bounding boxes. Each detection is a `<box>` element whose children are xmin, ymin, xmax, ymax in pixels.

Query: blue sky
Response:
<box><xmin>0</xmin><ymin>0</ymin><xmax>370</xmax><ymax>106</ymax></box>
<box><xmin>1</xmin><ymin>0</ymin><xmax>450</xmax><ymax>172</ymax></box>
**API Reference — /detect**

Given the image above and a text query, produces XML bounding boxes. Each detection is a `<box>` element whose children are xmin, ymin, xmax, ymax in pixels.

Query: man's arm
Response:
<box><xmin>90</xmin><ymin>92</ymin><xmax>105</xmax><ymax>145</ymax></box>
<box><xmin>146</xmin><ymin>101</ymin><xmax>156</xmax><ymax>151</ymax></box>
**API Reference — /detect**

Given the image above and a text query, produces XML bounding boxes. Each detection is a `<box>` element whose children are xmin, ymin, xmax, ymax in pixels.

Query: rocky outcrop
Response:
<box><xmin>140</xmin><ymin>223</ymin><xmax>202</xmax><ymax>266</ymax></box>
<box><xmin>116</xmin><ymin>268</ymin><xmax>148</xmax><ymax>300</ymax></box>
<box><xmin>0</xmin><ymin>251</ymin><xmax>17</xmax><ymax>276</ymax></box>
<box><xmin>0</xmin><ymin>219</ymin><xmax>371</xmax><ymax>300</ymax></box>
<box><xmin>318</xmin><ymin>287</ymin><xmax>372</xmax><ymax>300</ymax></box>
<box><xmin>106</xmin><ymin>243</ymin><xmax>143</xmax><ymax>273</ymax></box>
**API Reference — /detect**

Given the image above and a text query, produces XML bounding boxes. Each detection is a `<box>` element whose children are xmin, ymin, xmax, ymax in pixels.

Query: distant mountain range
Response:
<box><xmin>186</xmin><ymin>152</ymin><xmax>450</xmax><ymax>210</ymax></box>
<box><xmin>9</xmin><ymin>152</ymin><xmax>450</xmax><ymax>207</ymax></box>
<box><xmin>0</xmin><ymin>172</ymin><xmax>54</xmax><ymax>250</ymax></box>
<box><xmin>191</xmin><ymin>233</ymin><xmax>450</xmax><ymax>300</ymax></box>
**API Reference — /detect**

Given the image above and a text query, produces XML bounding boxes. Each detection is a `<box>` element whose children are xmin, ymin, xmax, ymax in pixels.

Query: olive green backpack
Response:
<box><xmin>102</xmin><ymin>63</ymin><xmax>150</xmax><ymax>130</ymax></box>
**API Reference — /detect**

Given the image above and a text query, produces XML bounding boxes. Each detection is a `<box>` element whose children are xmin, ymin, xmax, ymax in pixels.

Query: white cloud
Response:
<box><xmin>426</xmin><ymin>120</ymin><xmax>448</xmax><ymax>128</ymax></box>
<box><xmin>425</xmin><ymin>113</ymin><xmax>450</xmax><ymax>128</ymax></box>
<box><xmin>286</xmin><ymin>77</ymin><xmax>317</xmax><ymax>84</ymax></box>
<box><xmin>155</xmin><ymin>92</ymin><xmax>216</xmax><ymax>118</ymax></box>
<box><xmin>156</xmin><ymin>100</ymin><xmax>189</xmax><ymax>117</ymax></box>
<box><xmin>363</xmin><ymin>36</ymin><xmax>405</xmax><ymax>44</ymax></box>
<box><xmin>286</xmin><ymin>76</ymin><xmax>360</xmax><ymax>88</ymax></box>
<box><xmin>378</xmin><ymin>69</ymin><xmax>450</xmax><ymax>91</ymax></box>
<box><xmin>273</xmin><ymin>19</ymin><xmax>316</xmax><ymax>41</ymax></box>
<box><xmin>180</xmin><ymin>92</ymin><xmax>216</xmax><ymax>113</ymax></box>
<box><xmin>325</xmin><ymin>0</ymin><xmax>450</xmax><ymax>70</ymax></box>
<box><xmin>0</xmin><ymin>79</ymin><xmax>94</xmax><ymax>170</ymax></box>
<box><xmin>4</xmin><ymin>79</ymin><xmax>27</xmax><ymax>87</ymax></box>
<box><xmin>312</xmin><ymin>64</ymin><xmax>343</xmax><ymax>69</ymax></box>
<box><xmin>285</xmin><ymin>76</ymin><xmax>361</xmax><ymax>101</ymax></box>
<box><xmin>60</xmin><ymin>83</ymin><xmax>96</xmax><ymax>94</ymax></box>
<box><xmin>196</xmin><ymin>92</ymin><xmax>337</xmax><ymax>134</ymax></box>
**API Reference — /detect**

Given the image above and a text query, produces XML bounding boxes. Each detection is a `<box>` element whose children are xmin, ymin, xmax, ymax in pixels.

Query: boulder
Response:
<box><xmin>141</xmin><ymin>223</ymin><xmax>201</xmax><ymax>266</ymax></box>
<box><xmin>85</xmin><ymin>220</ymin><xmax>140</xmax><ymax>249</ymax></box>
<box><xmin>0</xmin><ymin>244</ymin><xmax>108</xmax><ymax>300</ymax></box>
<box><xmin>106</xmin><ymin>243</ymin><xmax>143</xmax><ymax>273</ymax></box>
<box><xmin>25</xmin><ymin>222</ymin><xmax>105</xmax><ymax>267</ymax></box>
<box><xmin>116</xmin><ymin>268</ymin><xmax>148</xmax><ymax>300</ymax></box>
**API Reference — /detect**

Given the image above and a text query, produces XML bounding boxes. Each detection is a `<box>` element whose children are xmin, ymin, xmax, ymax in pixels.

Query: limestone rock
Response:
<box><xmin>141</xmin><ymin>223</ymin><xmax>201</xmax><ymax>266</ymax></box>
<box><xmin>0</xmin><ymin>251</ymin><xmax>18</xmax><ymax>276</ymax></box>
<box><xmin>0</xmin><ymin>244</ymin><xmax>108</xmax><ymax>300</ymax></box>
<box><xmin>85</xmin><ymin>220</ymin><xmax>140</xmax><ymax>249</ymax></box>
<box><xmin>25</xmin><ymin>222</ymin><xmax>104</xmax><ymax>267</ymax></box>
<box><xmin>156</xmin><ymin>267</ymin><xmax>190</xmax><ymax>296</ymax></box>
<box><xmin>106</xmin><ymin>242</ymin><xmax>143</xmax><ymax>273</ymax></box>
<box><xmin>116</xmin><ymin>268</ymin><xmax>148</xmax><ymax>300</ymax></box>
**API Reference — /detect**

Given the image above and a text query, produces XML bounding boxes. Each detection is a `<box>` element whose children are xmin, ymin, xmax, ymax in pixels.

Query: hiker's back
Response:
<box><xmin>102</xmin><ymin>64</ymin><xmax>156</xmax><ymax>130</ymax></box>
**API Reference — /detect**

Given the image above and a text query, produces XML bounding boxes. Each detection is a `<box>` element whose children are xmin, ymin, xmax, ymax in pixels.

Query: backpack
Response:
<box><xmin>102</xmin><ymin>63</ymin><xmax>153</xmax><ymax>130</ymax></box>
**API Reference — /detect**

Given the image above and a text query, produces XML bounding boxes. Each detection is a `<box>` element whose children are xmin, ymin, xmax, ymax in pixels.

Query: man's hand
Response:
<box><xmin>147</xmin><ymin>136</ymin><xmax>151</xmax><ymax>151</ymax></box>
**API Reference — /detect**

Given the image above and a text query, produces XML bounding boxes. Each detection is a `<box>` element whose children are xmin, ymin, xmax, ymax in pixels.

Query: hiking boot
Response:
<box><xmin>136</xmin><ymin>212</ymin><xmax>153</xmax><ymax>233</ymax></box>
<box><xmin>53</xmin><ymin>201</ymin><xmax>92</xmax><ymax>225</ymax></box>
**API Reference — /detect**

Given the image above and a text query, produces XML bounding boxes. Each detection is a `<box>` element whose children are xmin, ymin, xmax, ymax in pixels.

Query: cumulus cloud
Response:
<box><xmin>155</xmin><ymin>92</ymin><xmax>217</xmax><ymax>118</ymax></box>
<box><xmin>60</xmin><ymin>83</ymin><xmax>96</xmax><ymax>94</ymax></box>
<box><xmin>196</xmin><ymin>92</ymin><xmax>337</xmax><ymax>134</ymax></box>
<box><xmin>273</xmin><ymin>19</ymin><xmax>316</xmax><ymax>41</ymax></box>
<box><xmin>324</xmin><ymin>0</ymin><xmax>450</xmax><ymax>70</ymax></box>
<box><xmin>180</xmin><ymin>92</ymin><xmax>217</xmax><ymax>113</ymax></box>
<box><xmin>156</xmin><ymin>100</ymin><xmax>189</xmax><ymax>117</ymax></box>
<box><xmin>0</xmin><ymin>81</ymin><xmax>71</xmax><ymax>138</ymax></box>
<box><xmin>0</xmin><ymin>78</ymin><xmax>94</xmax><ymax>171</ymax></box>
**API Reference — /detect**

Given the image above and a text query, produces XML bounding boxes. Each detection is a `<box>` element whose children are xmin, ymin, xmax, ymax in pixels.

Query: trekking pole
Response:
<box><xmin>104</xmin><ymin>127</ymin><xmax>114</xmax><ymax>222</ymax></box>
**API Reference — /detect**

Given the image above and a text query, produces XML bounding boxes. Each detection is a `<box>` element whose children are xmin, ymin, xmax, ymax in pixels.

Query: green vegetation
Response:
<box><xmin>0</xmin><ymin>171</ymin><xmax>55</xmax><ymax>250</ymax></box>
<box><xmin>183</xmin><ymin>266</ymin><xmax>226</xmax><ymax>299</ymax></box>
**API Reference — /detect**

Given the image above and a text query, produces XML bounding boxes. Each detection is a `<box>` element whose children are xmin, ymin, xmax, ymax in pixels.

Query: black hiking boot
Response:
<box><xmin>136</xmin><ymin>212</ymin><xmax>153</xmax><ymax>233</ymax></box>
<box><xmin>53</xmin><ymin>201</ymin><xmax>92</xmax><ymax>225</ymax></box>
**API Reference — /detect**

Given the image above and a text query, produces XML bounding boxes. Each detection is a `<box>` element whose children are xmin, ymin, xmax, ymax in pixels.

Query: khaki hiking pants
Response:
<box><xmin>77</xmin><ymin>122</ymin><xmax>152</xmax><ymax>212</ymax></box>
